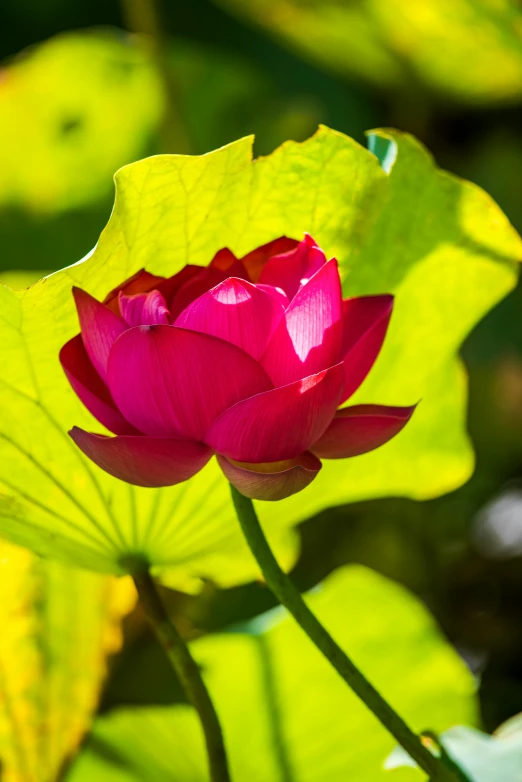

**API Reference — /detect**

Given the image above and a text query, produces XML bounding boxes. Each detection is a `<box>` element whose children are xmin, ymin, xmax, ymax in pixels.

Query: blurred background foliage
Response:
<box><xmin>67</xmin><ymin>567</ymin><xmax>477</xmax><ymax>782</ymax></box>
<box><xmin>2</xmin><ymin>0</ymin><xmax>522</xmax><ymax>778</ymax></box>
<box><xmin>0</xmin><ymin>539</ymin><xmax>135</xmax><ymax>782</ymax></box>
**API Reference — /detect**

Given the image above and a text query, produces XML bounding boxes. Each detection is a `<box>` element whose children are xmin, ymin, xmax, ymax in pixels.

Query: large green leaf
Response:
<box><xmin>67</xmin><ymin>565</ymin><xmax>478</xmax><ymax>781</ymax></box>
<box><xmin>214</xmin><ymin>0</ymin><xmax>522</xmax><ymax>105</ymax></box>
<box><xmin>0</xmin><ymin>30</ymin><xmax>164</xmax><ymax>213</ymax></box>
<box><xmin>0</xmin><ymin>538</ymin><xmax>135</xmax><ymax>782</ymax></box>
<box><xmin>0</xmin><ymin>126</ymin><xmax>519</xmax><ymax>579</ymax></box>
<box><xmin>0</xmin><ymin>271</ymin><xmax>49</xmax><ymax>289</ymax></box>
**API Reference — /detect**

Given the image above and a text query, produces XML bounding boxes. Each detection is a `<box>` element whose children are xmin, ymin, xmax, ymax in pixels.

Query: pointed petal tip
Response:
<box><xmin>72</xmin><ymin>285</ymin><xmax>99</xmax><ymax>304</ymax></box>
<box><xmin>303</xmin><ymin>232</ymin><xmax>318</xmax><ymax>246</ymax></box>
<box><xmin>257</xmin><ymin>234</ymin><xmax>328</xmax><ymax>301</ymax></box>
<box><xmin>311</xmin><ymin>402</ymin><xmax>417</xmax><ymax>460</ymax></box>
<box><xmin>343</xmin><ymin>291</ymin><xmax>394</xmax><ymax>307</ymax></box>
<box><xmin>379</xmin><ymin>293</ymin><xmax>394</xmax><ymax>312</ymax></box>
<box><xmin>71</xmin><ymin>284</ymin><xmax>85</xmax><ymax>302</ymax></box>
<box><xmin>218</xmin><ymin>451</ymin><xmax>321</xmax><ymax>501</ymax></box>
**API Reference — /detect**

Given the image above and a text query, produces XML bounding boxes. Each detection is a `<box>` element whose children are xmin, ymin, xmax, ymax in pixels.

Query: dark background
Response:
<box><xmin>2</xmin><ymin>0</ymin><xmax>522</xmax><ymax>733</ymax></box>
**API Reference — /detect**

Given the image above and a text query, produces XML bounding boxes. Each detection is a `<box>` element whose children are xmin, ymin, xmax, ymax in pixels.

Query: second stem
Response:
<box><xmin>133</xmin><ymin>570</ymin><xmax>231</xmax><ymax>782</ymax></box>
<box><xmin>230</xmin><ymin>484</ymin><xmax>471</xmax><ymax>782</ymax></box>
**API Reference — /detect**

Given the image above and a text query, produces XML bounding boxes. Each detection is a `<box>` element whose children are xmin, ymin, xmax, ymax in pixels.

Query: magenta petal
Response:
<box><xmin>340</xmin><ymin>295</ymin><xmax>394</xmax><ymax>404</ymax></box>
<box><xmin>60</xmin><ymin>335</ymin><xmax>137</xmax><ymax>435</ymax></box>
<box><xmin>256</xmin><ymin>284</ymin><xmax>289</xmax><ymax>308</ymax></box>
<box><xmin>174</xmin><ymin>278</ymin><xmax>285</xmax><ymax>360</ymax></box>
<box><xmin>73</xmin><ymin>287</ymin><xmax>126</xmax><ymax>382</ymax></box>
<box><xmin>69</xmin><ymin>427</ymin><xmax>211</xmax><ymax>487</ymax></box>
<box><xmin>105</xmin><ymin>266</ymin><xmax>203</xmax><ymax>317</ymax></box>
<box><xmin>311</xmin><ymin>403</ymin><xmax>416</xmax><ymax>459</ymax></box>
<box><xmin>210</xmin><ymin>247</ymin><xmax>250</xmax><ymax>281</ymax></box>
<box><xmin>240</xmin><ymin>236</ymin><xmax>300</xmax><ymax>282</ymax></box>
<box><xmin>155</xmin><ymin>265</ymin><xmax>206</xmax><ymax>312</ymax></box>
<box><xmin>210</xmin><ymin>246</ymin><xmax>239</xmax><ymax>271</ymax></box>
<box><xmin>261</xmin><ymin>259</ymin><xmax>343</xmax><ymax>386</ymax></box>
<box><xmin>258</xmin><ymin>233</ymin><xmax>326</xmax><ymax>300</ymax></box>
<box><xmin>206</xmin><ymin>362</ymin><xmax>345</xmax><ymax>462</ymax></box>
<box><xmin>217</xmin><ymin>451</ymin><xmax>321</xmax><ymax>501</ymax></box>
<box><xmin>107</xmin><ymin>326</ymin><xmax>273</xmax><ymax>440</ymax></box>
<box><xmin>104</xmin><ymin>269</ymin><xmax>167</xmax><ymax>315</ymax></box>
<box><xmin>119</xmin><ymin>290</ymin><xmax>170</xmax><ymax>327</ymax></box>
<box><xmin>170</xmin><ymin>267</ymin><xmax>231</xmax><ymax>320</ymax></box>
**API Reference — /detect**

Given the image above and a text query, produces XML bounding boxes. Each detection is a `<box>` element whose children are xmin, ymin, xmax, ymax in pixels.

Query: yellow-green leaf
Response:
<box><xmin>0</xmin><ymin>30</ymin><xmax>164</xmax><ymax>213</ymax></box>
<box><xmin>67</xmin><ymin>565</ymin><xmax>478</xmax><ymax>781</ymax></box>
<box><xmin>0</xmin><ymin>271</ymin><xmax>49</xmax><ymax>290</ymax></box>
<box><xmin>0</xmin><ymin>127</ymin><xmax>518</xmax><ymax>579</ymax></box>
<box><xmin>0</xmin><ymin>539</ymin><xmax>135</xmax><ymax>782</ymax></box>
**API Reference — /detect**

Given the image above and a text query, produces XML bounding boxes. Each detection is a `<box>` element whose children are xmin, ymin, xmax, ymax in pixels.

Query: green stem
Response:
<box><xmin>133</xmin><ymin>570</ymin><xmax>231</xmax><ymax>782</ymax></box>
<box><xmin>230</xmin><ymin>485</ymin><xmax>472</xmax><ymax>782</ymax></box>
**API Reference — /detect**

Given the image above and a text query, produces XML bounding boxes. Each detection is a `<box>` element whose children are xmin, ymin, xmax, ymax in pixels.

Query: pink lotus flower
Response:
<box><xmin>60</xmin><ymin>235</ymin><xmax>415</xmax><ymax>501</ymax></box>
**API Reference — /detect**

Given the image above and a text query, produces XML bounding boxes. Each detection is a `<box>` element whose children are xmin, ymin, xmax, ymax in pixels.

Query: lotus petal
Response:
<box><xmin>104</xmin><ymin>269</ymin><xmax>167</xmax><ymax>314</ymax></box>
<box><xmin>170</xmin><ymin>267</ymin><xmax>236</xmax><ymax>320</ymax></box>
<box><xmin>240</xmin><ymin>236</ymin><xmax>299</xmax><ymax>282</ymax></box>
<box><xmin>340</xmin><ymin>295</ymin><xmax>393</xmax><ymax>403</ymax></box>
<box><xmin>206</xmin><ymin>362</ymin><xmax>344</xmax><ymax>462</ymax></box>
<box><xmin>311</xmin><ymin>404</ymin><xmax>416</xmax><ymax>459</ymax></box>
<box><xmin>175</xmin><ymin>278</ymin><xmax>285</xmax><ymax>359</ymax></box>
<box><xmin>154</xmin><ymin>265</ymin><xmax>206</xmax><ymax>310</ymax></box>
<box><xmin>256</xmin><ymin>284</ymin><xmax>289</xmax><ymax>308</ymax></box>
<box><xmin>261</xmin><ymin>259</ymin><xmax>343</xmax><ymax>385</ymax></box>
<box><xmin>210</xmin><ymin>247</ymin><xmax>248</xmax><ymax>278</ymax></box>
<box><xmin>107</xmin><ymin>325</ymin><xmax>273</xmax><ymax>439</ymax></box>
<box><xmin>258</xmin><ymin>233</ymin><xmax>325</xmax><ymax>300</ymax></box>
<box><xmin>72</xmin><ymin>287</ymin><xmax>126</xmax><ymax>382</ymax></box>
<box><xmin>218</xmin><ymin>451</ymin><xmax>321</xmax><ymax>501</ymax></box>
<box><xmin>119</xmin><ymin>290</ymin><xmax>170</xmax><ymax>327</ymax></box>
<box><xmin>69</xmin><ymin>427</ymin><xmax>211</xmax><ymax>487</ymax></box>
<box><xmin>60</xmin><ymin>335</ymin><xmax>136</xmax><ymax>435</ymax></box>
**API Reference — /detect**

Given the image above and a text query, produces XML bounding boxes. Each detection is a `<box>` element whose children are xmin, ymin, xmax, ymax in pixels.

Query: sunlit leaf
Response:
<box><xmin>214</xmin><ymin>0</ymin><xmax>522</xmax><ymax>104</ymax></box>
<box><xmin>67</xmin><ymin>565</ymin><xmax>478</xmax><ymax>781</ymax></box>
<box><xmin>0</xmin><ymin>126</ymin><xmax>518</xmax><ymax>579</ymax></box>
<box><xmin>0</xmin><ymin>30</ymin><xmax>164</xmax><ymax>213</ymax></box>
<box><xmin>0</xmin><ymin>538</ymin><xmax>135</xmax><ymax>782</ymax></box>
<box><xmin>387</xmin><ymin>712</ymin><xmax>522</xmax><ymax>780</ymax></box>
<box><xmin>0</xmin><ymin>271</ymin><xmax>49</xmax><ymax>289</ymax></box>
